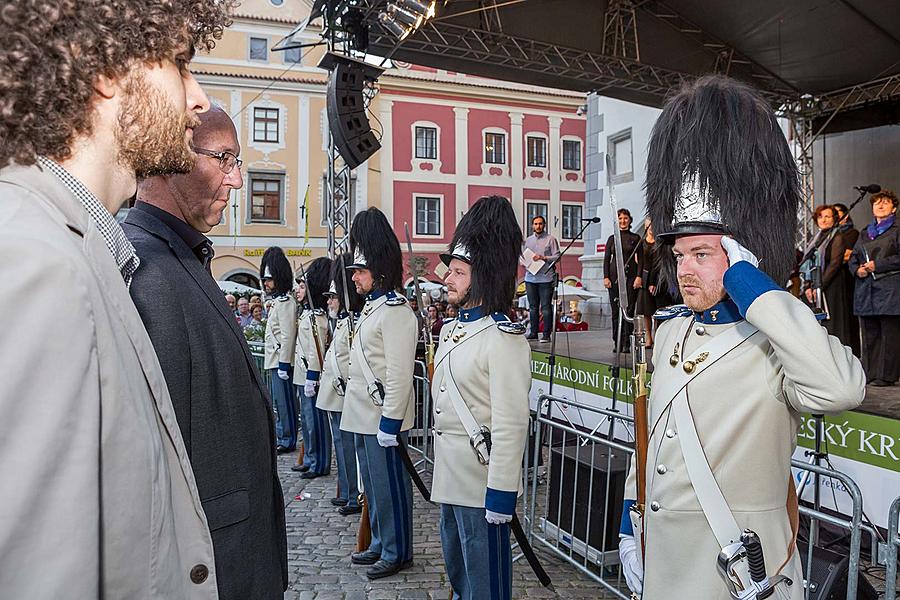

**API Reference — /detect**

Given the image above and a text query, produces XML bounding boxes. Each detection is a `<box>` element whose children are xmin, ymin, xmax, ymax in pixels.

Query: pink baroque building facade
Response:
<box><xmin>372</xmin><ymin>67</ymin><xmax>587</xmax><ymax>289</ymax></box>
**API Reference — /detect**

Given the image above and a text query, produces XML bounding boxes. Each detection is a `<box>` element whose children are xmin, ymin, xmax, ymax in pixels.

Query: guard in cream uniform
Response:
<box><xmin>261</xmin><ymin>247</ymin><xmax>299</xmax><ymax>453</ymax></box>
<box><xmin>292</xmin><ymin>257</ymin><xmax>333</xmax><ymax>478</ymax></box>
<box><xmin>617</xmin><ymin>76</ymin><xmax>866</xmax><ymax>600</ymax></box>
<box><xmin>341</xmin><ymin>207</ymin><xmax>418</xmax><ymax>580</ymax></box>
<box><xmin>431</xmin><ymin>195</ymin><xmax>531</xmax><ymax>600</ymax></box>
<box><xmin>317</xmin><ymin>254</ymin><xmax>364</xmax><ymax>515</ymax></box>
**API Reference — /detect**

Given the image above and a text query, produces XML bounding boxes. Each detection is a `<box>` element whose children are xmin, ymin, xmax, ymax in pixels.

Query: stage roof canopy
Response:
<box><xmin>332</xmin><ymin>0</ymin><xmax>900</xmax><ymax>133</ymax></box>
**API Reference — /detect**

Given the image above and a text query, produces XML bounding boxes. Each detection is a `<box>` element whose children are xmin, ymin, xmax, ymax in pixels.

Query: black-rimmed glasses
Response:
<box><xmin>192</xmin><ymin>146</ymin><xmax>243</xmax><ymax>174</ymax></box>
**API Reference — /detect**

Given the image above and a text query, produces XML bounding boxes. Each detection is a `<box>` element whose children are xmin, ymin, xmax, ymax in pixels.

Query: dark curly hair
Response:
<box><xmin>0</xmin><ymin>0</ymin><xmax>237</xmax><ymax>169</ymax></box>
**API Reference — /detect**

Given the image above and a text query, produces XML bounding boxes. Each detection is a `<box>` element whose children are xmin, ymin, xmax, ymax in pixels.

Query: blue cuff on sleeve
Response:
<box><xmin>620</xmin><ymin>499</ymin><xmax>635</xmax><ymax>537</ymax></box>
<box><xmin>379</xmin><ymin>416</ymin><xmax>403</xmax><ymax>435</ymax></box>
<box><xmin>306</xmin><ymin>370</ymin><xmax>320</xmax><ymax>382</ymax></box>
<box><xmin>485</xmin><ymin>488</ymin><xmax>517</xmax><ymax>515</ymax></box>
<box><xmin>722</xmin><ymin>260</ymin><xmax>780</xmax><ymax>317</ymax></box>
<box><xmin>278</xmin><ymin>362</ymin><xmax>291</xmax><ymax>372</ymax></box>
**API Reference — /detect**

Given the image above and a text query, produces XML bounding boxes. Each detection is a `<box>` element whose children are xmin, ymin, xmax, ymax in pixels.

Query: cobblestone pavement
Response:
<box><xmin>278</xmin><ymin>451</ymin><xmax>625</xmax><ymax>600</ymax></box>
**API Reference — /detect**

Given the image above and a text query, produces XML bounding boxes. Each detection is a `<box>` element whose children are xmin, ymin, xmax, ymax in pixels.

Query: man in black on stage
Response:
<box><xmin>603</xmin><ymin>208</ymin><xmax>643</xmax><ymax>352</ymax></box>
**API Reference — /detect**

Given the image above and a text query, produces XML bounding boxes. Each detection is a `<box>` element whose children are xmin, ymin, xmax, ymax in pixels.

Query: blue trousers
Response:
<box><xmin>355</xmin><ymin>433</ymin><xmax>413</xmax><ymax>564</ymax></box>
<box><xmin>270</xmin><ymin>370</ymin><xmax>297</xmax><ymax>450</ymax></box>
<box><xmin>526</xmin><ymin>281</ymin><xmax>554</xmax><ymax>339</ymax></box>
<box><xmin>328</xmin><ymin>412</ymin><xmax>359</xmax><ymax>506</ymax></box>
<box><xmin>297</xmin><ymin>385</ymin><xmax>331</xmax><ymax>474</ymax></box>
<box><xmin>440</xmin><ymin>504</ymin><xmax>512</xmax><ymax>600</ymax></box>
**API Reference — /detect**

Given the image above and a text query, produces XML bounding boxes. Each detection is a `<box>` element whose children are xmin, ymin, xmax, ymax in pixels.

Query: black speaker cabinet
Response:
<box><xmin>319</xmin><ymin>52</ymin><xmax>384</xmax><ymax>170</ymax></box>
<box><xmin>796</xmin><ymin>542</ymin><xmax>878</xmax><ymax>600</ymax></box>
<box><xmin>546</xmin><ymin>442</ymin><xmax>628</xmax><ymax>554</ymax></box>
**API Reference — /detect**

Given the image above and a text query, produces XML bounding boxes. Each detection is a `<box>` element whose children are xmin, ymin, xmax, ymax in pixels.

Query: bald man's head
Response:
<box><xmin>137</xmin><ymin>103</ymin><xmax>243</xmax><ymax>233</ymax></box>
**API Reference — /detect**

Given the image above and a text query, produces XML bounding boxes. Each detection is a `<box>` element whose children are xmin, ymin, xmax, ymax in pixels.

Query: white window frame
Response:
<box><xmin>560</xmin><ymin>202</ymin><xmax>584</xmax><ymax>241</ymax></box>
<box><xmin>413</xmin><ymin>194</ymin><xmax>444</xmax><ymax>238</ymax></box>
<box><xmin>561</xmin><ymin>137</ymin><xmax>583</xmax><ymax>171</ymax></box>
<box><xmin>282</xmin><ymin>46</ymin><xmax>302</xmax><ymax>64</ymax></box>
<box><xmin>483</xmin><ymin>130</ymin><xmax>507</xmax><ymax>165</ymax></box>
<box><xmin>525</xmin><ymin>201</ymin><xmax>549</xmax><ymax>233</ymax></box>
<box><xmin>410</xmin><ymin>121</ymin><xmax>442</xmax><ymax>171</ymax></box>
<box><xmin>246</xmin><ymin>171</ymin><xmax>286</xmax><ymax>225</ymax></box>
<box><xmin>247</xmin><ymin>98</ymin><xmax>287</xmax><ymax>154</ymax></box>
<box><xmin>607</xmin><ymin>128</ymin><xmax>633</xmax><ymax>184</ymax></box>
<box><xmin>526</xmin><ymin>134</ymin><xmax>548</xmax><ymax>168</ymax></box>
<box><xmin>248</xmin><ymin>37</ymin><xmax>269</xmax><ymax>62</ymax></box>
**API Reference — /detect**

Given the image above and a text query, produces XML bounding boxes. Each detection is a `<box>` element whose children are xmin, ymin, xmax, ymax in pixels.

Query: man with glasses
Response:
<box><xmin>122</xmin><ymin>105</ymin><xmax>288</xmax><ymax>599</ymax></box>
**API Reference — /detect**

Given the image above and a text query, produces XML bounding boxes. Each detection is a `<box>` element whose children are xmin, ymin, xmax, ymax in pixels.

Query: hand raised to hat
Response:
<box><xmin>721</xmin><ymin>236</ymin><xmax>759</xmax><ymax>268</ymax></box>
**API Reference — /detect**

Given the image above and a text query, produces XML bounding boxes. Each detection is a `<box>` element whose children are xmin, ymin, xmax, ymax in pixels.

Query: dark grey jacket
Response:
<box><xmin>848</xmin><ymin>220</ymin><xmax>900</xmax><ymax>316</ymax></box>
<box><xmin>123</xmin><ymin>207</ymin><xmax>287</xmax><ymax>600</ymax></box>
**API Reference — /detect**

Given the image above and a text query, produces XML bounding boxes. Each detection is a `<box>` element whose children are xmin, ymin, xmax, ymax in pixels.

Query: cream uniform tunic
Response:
<box><xmin>318</xmin><ymin>314</ymin><xmax>353</xmax><ymax>412</ymax></box>
<box><xmin>430</xmin><ymin>311</ymin><xmax>532</xmax><ymax>512</ymax></box>
<box><xmin>624</xmin><ymin>262</ymin><xmax>865</xmax><ymax>600</ymax></box>
<box><xmin>293</xmin><ymin>309</ymin><xmax>329</xmax><ymax>384</ymax></box>
<box><xmin>341</xmin><ymin>292</ymin><xmax>418</xmax><ymax>435</ymax></box>
<box><xmin>263</xmin><ymin>294</ymin><xmax>297</xmax><ymax>370</ymax></box>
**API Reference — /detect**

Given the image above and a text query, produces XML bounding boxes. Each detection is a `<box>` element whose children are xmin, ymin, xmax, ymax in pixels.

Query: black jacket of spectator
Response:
<box><xmin>123</xmin><ymin>205</ymin><xmax>288</xmax><ymax>599</ymax></box>
<box><xmin>849</xmin><ymin>219</ymin><xmax>900</xmax><ymax>316</ymax></box>
<box><xmin>821</xmin><ymin>225</ymin><xmax>860</xmax><ymax>354</ymax></box>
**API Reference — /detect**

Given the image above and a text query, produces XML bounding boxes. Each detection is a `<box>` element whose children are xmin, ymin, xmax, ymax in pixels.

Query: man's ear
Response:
<box><xmin>94</xmin><ymin>74</ymin><xmax>119</xmax><ymax>100</ymax></box>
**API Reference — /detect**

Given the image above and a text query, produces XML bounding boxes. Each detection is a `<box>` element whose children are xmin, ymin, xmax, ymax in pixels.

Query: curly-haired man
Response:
<box><xmin>0</xmin><ymin>1</ymin><xmax>236</xmax><ymax>598</ymax></box>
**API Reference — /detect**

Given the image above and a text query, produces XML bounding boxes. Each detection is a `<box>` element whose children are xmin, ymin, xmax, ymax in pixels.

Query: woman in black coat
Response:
<box><xmin>848</xmin><ymin>190</ymin><xmax>900</xmax><ymax>386</ymax></box>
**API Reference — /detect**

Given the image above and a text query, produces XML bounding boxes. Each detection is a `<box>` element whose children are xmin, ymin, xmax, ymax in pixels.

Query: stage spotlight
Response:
<box><xmin>378</xmin><ymin>11</ymin><xmax>412</xmax><ymax>40</ymax></box>
<box><xmin>397</xmin><ymin>0</ymin><xmax>436</xmax><ymax>19</ymax></box>
<box><xmin>387</xmin><ymin>4</ymin><xmax>424</xmax><ymax>29</ymax></box>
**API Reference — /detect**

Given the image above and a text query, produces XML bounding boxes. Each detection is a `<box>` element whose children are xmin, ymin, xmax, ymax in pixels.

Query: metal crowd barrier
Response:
<box><xmin>522</xmin><ymin>394</ymin><xmax>635</xmax><ymax>599</ymax></box>
<box><xmin>406</xmin><ymin>360</ymin><xmax>434</xmax><ymax>473</ymax></box>
<box><xmin>886</xmin><ymin>495</ymin><xmax>900</xmax><ymax>600</ymax></box>
<box><xmin>521</xmin><ymin>394</ymin><xmax>875</xmax><ymax>600</ymax></box>
<box><xmin>792</xmin><ymin>459</ymin><xmax>866</xmax><ymax>600</ymax></box>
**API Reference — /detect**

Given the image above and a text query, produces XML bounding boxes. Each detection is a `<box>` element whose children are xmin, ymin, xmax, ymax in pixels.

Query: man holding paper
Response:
<box><xmin>522</xmin><ymin>215</ymin><xmax>560</xmax><ymax>342</ymax></box>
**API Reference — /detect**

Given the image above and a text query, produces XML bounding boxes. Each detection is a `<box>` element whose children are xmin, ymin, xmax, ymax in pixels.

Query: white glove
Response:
<box><xmin>618</xmin><ymin>534</ymin><xmax>643</xmax><ymax>595</ymax></box>
<box><xmin>376</xmin><ymin>429</ymin><xmax>398</xmax><ymax>448</ymax></box>
<box><xmin>485</xmin><ymin>509</ymin><xmax>513</xmax><ymax>525</ymax></box>
<box><xmin>721</xmin><ymin>236</ymin><xmax>759</xmax><ymax>268</ymax></box>
<box><xmin>304</xmin><ymin>379</ymin><xmax>317</xmax><ymax>397</ymax></box>
<box><xmin>277</xmin><ymin>369</ymin><xmax>289</xmax><ymax>380</ymax></box>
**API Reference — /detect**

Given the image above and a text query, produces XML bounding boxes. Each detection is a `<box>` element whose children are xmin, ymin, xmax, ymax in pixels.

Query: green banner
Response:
<box><xmin>530</xmin><ymin>350</ymin><xmax>639</xmax><ymax>403</ymax></box>
<box><xmin>797</xmin><ymin>411</ymin><xmax>900</xmax><ymax>473</ymax></box>
<box><xmin>531</xmin><ymin>351</ymin><xmax>900</xmax><ymax>474</ymax></box>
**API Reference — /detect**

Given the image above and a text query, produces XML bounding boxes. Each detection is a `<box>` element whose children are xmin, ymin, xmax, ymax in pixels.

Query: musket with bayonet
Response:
<box><xmin>403</xmin><ymin>222</ymin><xmax>435</xmax><ymax>380</ymax></box>
<box><xmin>606</xmin><ymin>155</ymin><xmax>649</xmax><ymax>587</ymax></box>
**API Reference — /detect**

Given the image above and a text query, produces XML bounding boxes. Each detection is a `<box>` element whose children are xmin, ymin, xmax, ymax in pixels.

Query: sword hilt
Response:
<box><xmin>741</xmin><ymin>531</ymin><xmax>774</xmax><ymax>599</ymax></box>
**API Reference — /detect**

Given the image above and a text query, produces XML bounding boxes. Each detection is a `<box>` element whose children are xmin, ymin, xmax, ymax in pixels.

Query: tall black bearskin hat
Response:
<box><xmin>299</xmin><ymin>257</ymin><xmax>332</xmax><ymax>311</ymax></box>
<box><xmin>348</xmin><ymin>207</ymin><xmax>403</xmax><ymax>291</ymax></box>
<box><xmin>646</xmin><ymin>74</ymin><xmax>799</xmax><ymax>286</ymax></box>
<box><xmin>330</xmin><ymin>252</ymin><xmax>365</xmax><ymax>313</ymax></box>
<box><xmin>259</xmin><ymin>246</ymin><xmax>293</xmax><ymax>296</ymax></box>
<box><xmin>441</xmin><ymin>195</ymin><xmax>522</xmax><ymax>315</ymax></box>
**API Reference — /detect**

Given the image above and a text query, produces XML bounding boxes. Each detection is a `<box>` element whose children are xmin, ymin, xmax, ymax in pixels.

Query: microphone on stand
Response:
<box><xmin>581</xmin><ymin>217</ymin><xmax>602</xmax><ymax>223</ymax></box>
<box><xmin>854</xmin><ymin>184</ymin><xmax>881</xmax><ymax>194</ymax></box>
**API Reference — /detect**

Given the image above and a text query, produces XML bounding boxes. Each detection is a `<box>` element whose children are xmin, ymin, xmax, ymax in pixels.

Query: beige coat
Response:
<box><xmin>340</xmin><ymin>294</ymin><xmax>417</xmax><ymax>435</ymax></box>
<box><xmin>264</xmin><ymin>294</ymin><xmax>297</xmax><ymax>370</ymax></box>
<box><xmin>293</xmin><ymin>309</ymin><xmax>329</xmax><ymax>385</ymax></box>
<box><xmin>317</xmin><ymin>315</ymin><xmax>352</xmax><ymax>412</ymax></box>
<box><xmin>0</xmin><ymin>164</ymin><xmax>218</xmax><ymax>598</ymax></box>
<box><xmin>430</xmin><ymin>316</ymin><xmax>532</xmax><ymax>509</ymax></box>
<box><xmin>626</xmin><ymin>289</ymin><xmax>865</xmax><ymax>600</ymax></box>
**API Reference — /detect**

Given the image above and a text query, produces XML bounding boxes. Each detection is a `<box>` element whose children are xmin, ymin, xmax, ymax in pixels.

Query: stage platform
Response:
<box><xmin>529</xmin><ymin>328</ymin><xmax>900</xmax><ymax>421</ymax></box>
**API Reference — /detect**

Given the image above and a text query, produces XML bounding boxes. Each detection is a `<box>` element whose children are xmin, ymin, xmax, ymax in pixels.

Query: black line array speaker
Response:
<box><xmin>547</xmin><ymin>442</ymin><xmax>628</xmax><ymax>554</ymax></box>
<box><xmin>796</xmin><ymin>542</ymin><xmax>878</xmax><ymax>600</ymax></box>
<box><xmin>319</xmin><ymin>52</ymin><xmax>384</xmax><ymax>170</ymax></box>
